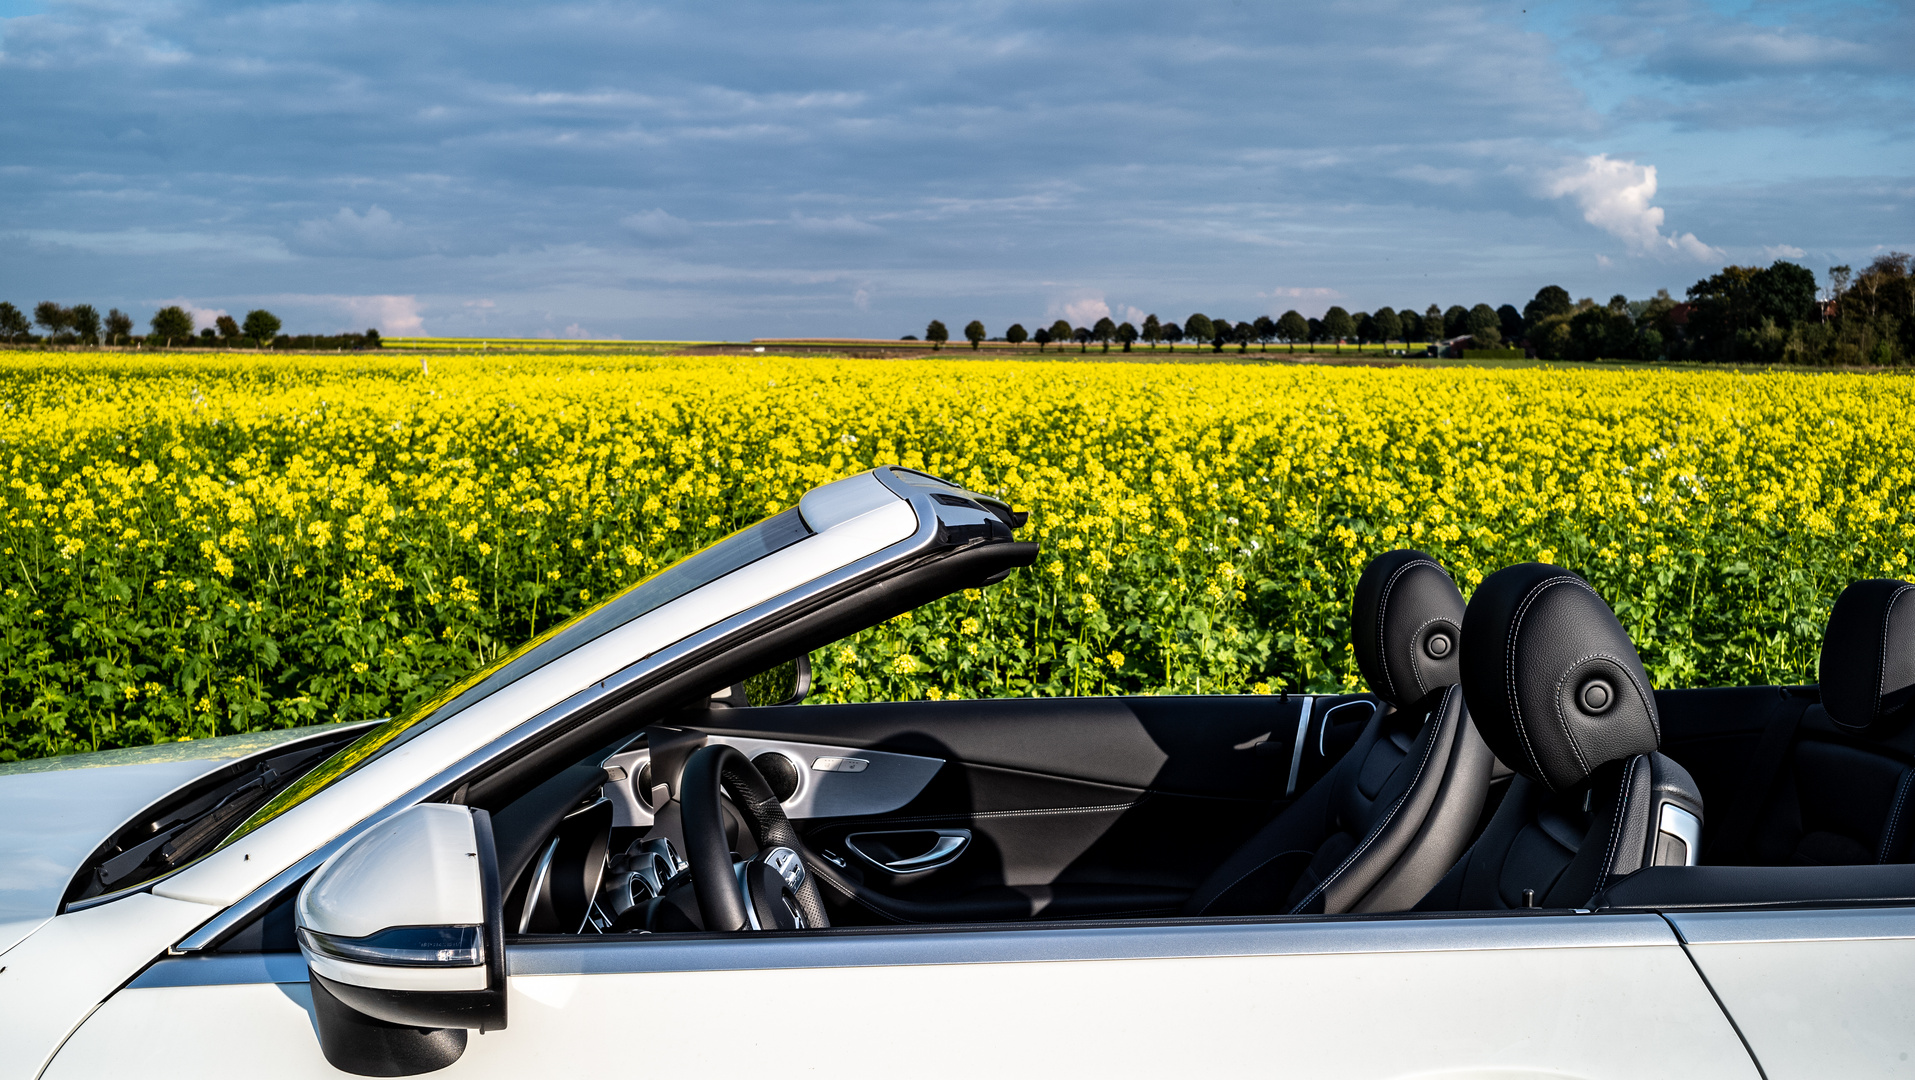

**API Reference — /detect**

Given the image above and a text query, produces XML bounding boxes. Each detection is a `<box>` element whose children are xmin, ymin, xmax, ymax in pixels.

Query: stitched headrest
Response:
<box><xmin>1352</xmin><ymin>550</ymin><xmax>1465</xmax><ymax>709</ymax></box>
<box><xmin>1819</xmin><ymin>579</ymin><xmax>1915</xmax><ymax>735</ymax></box>
<box><xmin>1460</xmin><ymin>563</ymin><xmax>1659</xmax><ymax>792</ymax></box>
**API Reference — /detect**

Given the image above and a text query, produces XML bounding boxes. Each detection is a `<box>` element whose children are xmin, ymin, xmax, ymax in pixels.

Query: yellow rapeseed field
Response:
<box><xmin>2</xmin><ymin>352</ymin><xmax>1908</xmax><ymax>760</ymax></box>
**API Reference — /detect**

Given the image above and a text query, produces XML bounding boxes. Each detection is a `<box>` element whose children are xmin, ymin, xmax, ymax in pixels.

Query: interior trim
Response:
<box><xmin>1285</xmin><ymin>697</ymin><xmax>1314</xmax><ymax>797</ymax></box>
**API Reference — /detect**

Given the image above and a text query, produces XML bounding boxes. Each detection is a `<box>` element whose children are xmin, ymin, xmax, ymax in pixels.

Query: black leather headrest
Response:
<box><xmin>1352</xmin><ymin>550</ymin><xmax>1464</xmax><ymax>709</ymax></box>
<box><xmin>1819</xmin><ymin>578</ymin><xmax>1915</xmax><ymax>735</ymax></box>
<box><xmin>1460</xmin><ymin>563</ymin><xmax>1659</xmax><ymax>792</ymax></box>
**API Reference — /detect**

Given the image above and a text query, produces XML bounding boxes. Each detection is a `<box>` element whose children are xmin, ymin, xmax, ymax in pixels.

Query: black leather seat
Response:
<box><xmin>1417</xmin><ymin>563</ymin><xmax>1704</xmax><ymax>910</ymax></box>
<box><xmin>1183</xmin><ymin>550</ymin><xmax>1491</xmax><ymax>916</ymax></box>
<box><xmin>1728</xmin><ymin>579</ymin><xmax>1915</xmax><ymax>865</ymax></box>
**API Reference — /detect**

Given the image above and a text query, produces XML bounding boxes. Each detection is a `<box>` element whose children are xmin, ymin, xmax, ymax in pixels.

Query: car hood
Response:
<box><xmin>0</xmin><ymin>728</ymin><xmax>347</xmax><ymax>955</ymax></box>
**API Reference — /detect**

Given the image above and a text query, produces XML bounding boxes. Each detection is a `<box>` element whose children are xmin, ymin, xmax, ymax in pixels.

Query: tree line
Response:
<box><xmin>913</xmin><ymin>254</ymin><xmax>1915</xmax><ymax>366</ymax></box>
<box><xmin>0</xmin><ymin>301</ymin><xmax>383</xmax><ymax>351</ymax></box>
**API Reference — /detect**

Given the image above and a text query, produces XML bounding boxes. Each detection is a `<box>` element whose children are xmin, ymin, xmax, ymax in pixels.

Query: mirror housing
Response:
<box><xmin>296</xmin><ymin>803</ymin><xmax>506</xmax><ymax>1076</ymax></box>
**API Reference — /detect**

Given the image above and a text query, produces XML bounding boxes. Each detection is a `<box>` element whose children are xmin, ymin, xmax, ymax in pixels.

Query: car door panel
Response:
<box><xmin>1670</xmin><ymin>907</ymin><xmax>1915</xmax><ymax>1080</ymax></box>
<box><xmin>63</xmin><ymin>914</ymin><xmax>1759</xmax><ymax>1078</ymax></box>
<box><xmin>705</xmin><ymin>694</ymin><xmax>1375</xmax><ymax>919</ymax></box>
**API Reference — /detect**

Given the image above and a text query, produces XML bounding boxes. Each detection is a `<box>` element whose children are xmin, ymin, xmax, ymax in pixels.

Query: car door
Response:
<box><xmin>699</xmin><ymin>692</ymin><xmax>1381</xmax><ymax>922</ymax></box>
<box><xmin>1669</xmin><ymin>905</ymin><xmax>1915</xmax><ymax>1079</ymax></box>
<box><xmin>54</xmin><ymin>909</ymin><xmax>1760</xmax><ymax>1078</ymax></box>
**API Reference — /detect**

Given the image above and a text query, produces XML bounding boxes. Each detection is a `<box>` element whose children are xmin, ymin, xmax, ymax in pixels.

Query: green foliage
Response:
<box><xmin>242</xmin><ymin>310</ymin><xmax>282</xmax><ymax>347</ymax></box>
<box><xmin>925</xmin><ymin>320</ymin><xmax>949</xmax><ymax>348</ymax></box>
<box><xmin>1005</xmin><ymin>323</ymin><xmax>1028</xmax><ymax>346</ymax></box>
<box><xmin>150</xmin><ymin>306</ymin><xmax>194</xmax><ymax>345</ymax></box>
<box><xmin>1183</xmin><ymin>313</ymin><xmax>1214</xmax><ymax>344</ymax></box>
<box><xmin>1322</xmin><ymin>307</ymin><xmax>1355</xmax><ymax>347</ymax></box>
<box><xmin>964</xmin><ymin>320</ymin><xmax>986</xmax><ymax>349</ymax></box>
<box><xmin>1277</xmin><ymin>311</ymin><xmax>1309</xmax><ymax>350</ymax></box>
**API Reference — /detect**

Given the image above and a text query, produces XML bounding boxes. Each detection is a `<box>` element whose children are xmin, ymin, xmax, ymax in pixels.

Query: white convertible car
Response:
<box><xmin>2</xmin><ymin>467</ymin><xmax>1912</xmax><ymax>1079</ymax></box>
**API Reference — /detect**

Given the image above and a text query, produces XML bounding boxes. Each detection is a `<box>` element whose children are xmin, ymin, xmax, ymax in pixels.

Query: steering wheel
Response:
<box><xmin>679</xmin><ymin>743</ymin><xmax>831</xmax><ymax>931</ymax></box>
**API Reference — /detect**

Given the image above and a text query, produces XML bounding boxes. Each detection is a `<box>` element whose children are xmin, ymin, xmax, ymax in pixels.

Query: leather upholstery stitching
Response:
<box><xmin>1880</xmin><ymin>768</ymin><xmax>1915</xmax><ymax>864</ymax></box>
<box><xmin>1285</xmin><ymin>685</ymin><xmax>1451</xmax><ymax>915</ymax></box>
<box><xmin>1403</xmin><ymin>615</ymin><xmax>1453</xmax><ymax>702</ymax></box>
<box><xmin>1592</xmin><ymin>754</ymin><xmax>1640</xmax><ymax>899</ymax></box>
<box><xmin>1196</xmin><ymin>847</ymin><xmax>1320</xmax><ymax>915</ymax></box>
<box><xmin>1871</xmin><ymin>584</ymin><xmax>1915</xmax><ymax>731</ymax></box>
<box><xmin>1374</xmin><ymin>558</ymin><xmax>1437</xmax><ymax>702</ymax></box>
<box><xmin>1504</xmin><ymin>575</ymin><xmax>1581</xmax><ymax>787</ymax></box>
<box><xmin>1548</xmin><ymin>650</ymin><xmax>1658</xmax><ymax>777</ymax></box>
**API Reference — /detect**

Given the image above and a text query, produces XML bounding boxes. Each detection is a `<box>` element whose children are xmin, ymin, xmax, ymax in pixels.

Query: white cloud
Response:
<box><xmin>563</xmin><ymin>323</ymin><xmax>592</xmax><ymax>338</ymax></box>
<box><xmin>621</xmin><ymin>209</ymin><xmax>694</xmax><ymax>243</ymax></box>
<box><xmin>327</xmin><ymin>294</ymin><xmax>424</xmax><ymax>335</ymax></box>
<box><xmin>1546</xmin><ymin>154</ymin><xmax>1722</xmax><ymax>261</ymax></box>
<box><xmin>1120</xmin><ymin>305</ymin><xmax>1147</xmax><ymax>327</ymax></box>
<box><xmin>294</xmin><ymin>206</ymin><xmax>418</xmax><ymax>256</ymax></box>
<box><xmin>852</xmin><ymin>288</ymin><xmax>871</xmax><ymax>310</ymax></box>
<box><xmin>1051</xmin><ymin>297</ymin><xmax>1110</xmax><ymax>327</ymax></box>
<box><xmin>790</xmin><ymin>213</ymin><xmax>881</xmax><ymax>236</ymax></box>
<box><xmin>1764</xmin><ymin>243</ymin><xmax>1807</xmax><ymax>259</ymax></box>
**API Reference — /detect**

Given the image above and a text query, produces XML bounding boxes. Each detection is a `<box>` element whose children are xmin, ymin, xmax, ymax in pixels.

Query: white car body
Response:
<box><xmin>2</xmin><ymin>468</ymin><xmax>1910</xmax><ymax>1079</ymax></box>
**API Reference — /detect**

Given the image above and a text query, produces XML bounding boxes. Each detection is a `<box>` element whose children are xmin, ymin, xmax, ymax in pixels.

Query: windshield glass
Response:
<box><xmin>218</xmin><ymin>507</ymin><xmax>812</xmax><ymax>849</ymax></box>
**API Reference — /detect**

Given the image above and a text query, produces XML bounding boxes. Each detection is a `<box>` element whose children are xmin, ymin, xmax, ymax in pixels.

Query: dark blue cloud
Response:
<box><xmin>0</xmin><ymin>0</ymin><xmax>1906</xmax><ymax>338</ymax></box>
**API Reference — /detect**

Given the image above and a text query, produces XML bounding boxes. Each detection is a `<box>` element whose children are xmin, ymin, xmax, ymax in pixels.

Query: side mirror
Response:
<box><xmin>296</xmin><ymin>803</ymin><xmax>506</xmax><ymax>1077</ymax></box>
<box><xmin>714</xmin><ymin>653</ymin><xmax>812</xmax><ymax>709</ymax></box>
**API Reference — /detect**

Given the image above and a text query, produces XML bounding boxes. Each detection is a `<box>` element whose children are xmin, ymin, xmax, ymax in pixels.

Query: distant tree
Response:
<box><xmin>216</xmin><ymin>314</ymin><xmax>240</xmax><ymax>339</ymax></box>
<box><xmin>1072</xmin><ymin>325</ymin><xmax>1093</xmax><ymax>352</ymax></box>
<box><xmin>964</xmin><ymin>319</ymin><xmax>986</xmax><ymax>349</ymax></box>
<box><xmin>200</xmin><ymin>328</ymin><xmax>216</xmax><ymax>342</ymax></box>
<box><xmin>1141</xmin><ymin>313</ymin><xmax>1161</xmax><ymax>348</ymax></box>
<box><xmin>1117</xmin><ymin>321</ymin><xmax>1138</xmax><ymax>351</ymax></box>
<box><xmin>1443</xmin><ymin>305</ymin><xmax>1469</xmax><ymax>339</ymax></box>
<box><xmin>0</xmin><ymin>302</ymin><xmax>28</xmax><ymax>342</ymax></box>
<box><xmin>1032</xmin><ymin>327</ymin><xmax>1051</xmax><ymax>352</ymax></box>
<box><xmin>1399</xmin><ymin>308</ymin><xmax>1423</xmax><ymax>343</ymax></box>
<box><xmin>1231</xmin><ymin>319</ymin><xmax>1254</xmax><ymax>352</ymax></box>
<box><xmin>1184</xmin><ymin>313</ymin><xmax>1214</xmax><ymax>344</ymax></box>
<box><xmin>366</xmin><ymin>328</ymin><xmax>382</xmax><ymax>346</ymax></box>
<box><xmin>1005</xmin><ymin>323</ymin><xmax>1028</xmax><ymax>347</ymax></box>
<box><xmin>34</xmin><ymin>301</ymin><xmax>68</xmax><ymax>341</ymax></box>
<box><xmin>68</xmin><ymin>304</ymin><xmax>101</xmax><ymax>345</ymax></box>
<box><xmin>1523</xmin><ymin>285</ymin><xmax>1573</xmax><ymax>330</ymax></box>
<box><xmin>1322</xmin><ymin>306</ymin><xmax>1355</xmax><ymax>350</ymax></box>
<box><xmin>1160</xmin><ymin>321</ymin><xmax>1183</xmax><ymax>347</ymax></box>
<box><xmin>1049</xmin><ymin>320</ymin><xmax>1073</xmax><ymax>350</ymax></box>
<box><xmin>1424</xmin><ymin>304</ymin><xmax>1443</xmax><ymax>343</ymax></box>
<box><xmin>1373</xmin><ymin>307</ymin><xmax>1401</xmax><ymax>345</ymax></box>
<box><xmin>104</xmin><ymin>308</ymin><xmax>133</xmax><ymax>345</ymax></box>
<box><xmin>1253</xmin><ymin>314</ymin><xmax>1276</xmax><ymax>350</ymax></box>
<box><xmin>1355</xmin><ymin>312</ymin><xmax>1377</xmax><ymax>345</ymax></box>
<box><xmin>243</xmin><ymin>309</ymin><xmax>282</xmax><ymax>348</ymax></box>
<box><xmin>1467</xmin><ymin>303</ymin><xmax>1503</xmax><ymax>348</ymax></box>
<box><xmin>900</xmin><ymin>335</ymin><xmax>919</xmax><ymax>341</ymax></box>
<box><xmin>1682</xmin><ymin>261</ymin><xmax>1820</xmax><ymax>362</ymax></box>
<box><xmin>1307</xmin><ymin>316</ymin><xmax>1324</xmax><ymax>345</ymax></box>
<box><xmin>150</xmin><ymin>305</ymin><xmax>194</xmax><ymax>346</ymax></box>
<box><xmin>1210</xmin><ymin>318</ymin><xmax>1232</xmax><ymax>352</ymax></box>
<box><xmin>1497</xmin><ymin>304</ymin><xmax>1524</xmax><ymax>342</ymax></box>
<box><xmin>926</xmin><ymin>319</ymin><xmax>949</xmax><ymax>349</ymax></box>
<box><xmin>1092</xmin><ymin>316</ymin><xmax>1117</xmax><ymax>352</ymax></box>
<box><xmin>1277</xmin><ymin>310</ymin><xmax>1308</xmax><ymax>351</ymax></box>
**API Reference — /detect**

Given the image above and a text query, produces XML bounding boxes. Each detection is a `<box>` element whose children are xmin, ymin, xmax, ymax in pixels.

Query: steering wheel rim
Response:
<box><xmin>679</xmin><ymin>743</ymin><xmax>830</xmax><ymax>931</ymax></box>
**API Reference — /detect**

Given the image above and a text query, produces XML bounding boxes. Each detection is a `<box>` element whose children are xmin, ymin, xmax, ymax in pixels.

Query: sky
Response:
<box><xmin>0</xmin><ymin>0</ymin><xmax>1909</xmax><ymax>340</ymax></box>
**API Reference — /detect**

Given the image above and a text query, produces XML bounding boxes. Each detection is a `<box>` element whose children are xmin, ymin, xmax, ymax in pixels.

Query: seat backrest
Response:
<box><xmin>1184</xmin><ymin>550</ymin><xmax>1490</xmax><ymax>916</ymax></box>
<box><xmin>1747</xmin><ymin>579</ymin><xmax>1915</xmax><ymax>865</ymax></box>
<box><xmin>1417</xmin><ymin>563</ymin><xmax>1704</xmax><ymax>911</ymax></box>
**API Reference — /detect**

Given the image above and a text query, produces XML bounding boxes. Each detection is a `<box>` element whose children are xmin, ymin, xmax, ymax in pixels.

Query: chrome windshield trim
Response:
<box><xmin>507</xmin><ymin>913</ymin><xmax>1675</xmax><ymax>978</ymax></box>
<box><xmin>1669</xmin><ymin>906</ymin><xmax>1915</xmax><ymax>945</ymax></box>
<box><xmin>175</xmin><ymin>471</ymin><xmax>960</xmax><ymax>951</ymax></box>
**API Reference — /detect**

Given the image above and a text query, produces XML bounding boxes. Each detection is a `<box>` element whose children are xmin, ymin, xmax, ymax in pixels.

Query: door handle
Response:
<box><xmin>845</xmin><ymin>830</ymin><xmax>970</xmax><ymax>874</ymax></box>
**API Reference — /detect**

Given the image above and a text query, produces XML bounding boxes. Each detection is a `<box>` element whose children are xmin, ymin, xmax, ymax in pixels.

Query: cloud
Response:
<box><xmin>621</xmin><ymin>209</ymin><xmax>694</xmax><ymax>244</ymax></box>
<box><xmin>1764</xmin><ymin>243</ymin><xmax>1807</xmax><ymax>259</ymax></box>
<box><xmin>1546</xmin><ymin>155</ymin><xmax>1722</xmax><ymax>261</ymax></box>
<box><xmin>789</xmin><ymin>213</ymin><xmax>881</xmax><ymax>236</ymax></box>
<box><xmin>302</xmin><ymin>294</ymin><xmax>425</xmax><ymax>335</ymax></box>
<box><xmin>1051</xmin><ymin>298</ymin><xmax>1110</xmax><ymax>327</ymax></box>
<box><xmin>292</xmin><ymin>207</ymin><xmax>422</xmax><ymax>257</ymax></box>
